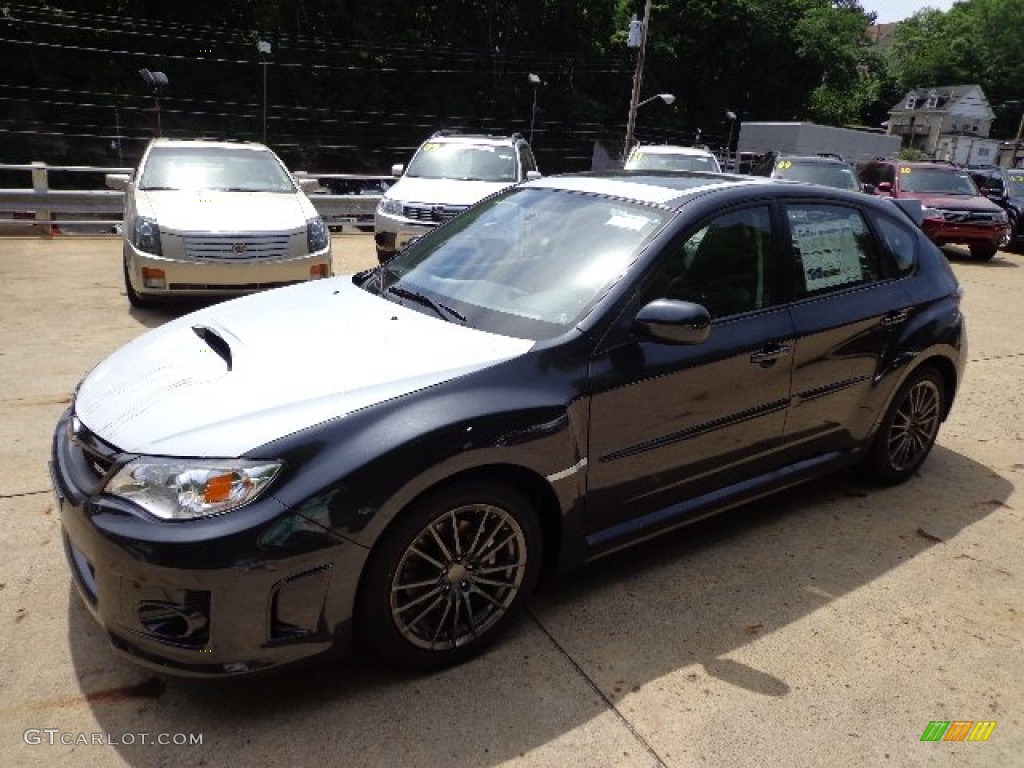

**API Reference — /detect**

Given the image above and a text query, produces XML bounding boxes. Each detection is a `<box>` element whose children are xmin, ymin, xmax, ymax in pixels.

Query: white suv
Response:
<box><xmin>107</xmin><ymin>139</ymin><xmax>332</xmax><ymax>307</ymax></box>
<box><xmin>374</xmin><ymin>132</ymin><xmax>540</xmax><ymax>262</ymax></box>
<box><xmin>624</xmin><ymin>144</ymin><xmax>722</xmax><ymax>173</ymax></box>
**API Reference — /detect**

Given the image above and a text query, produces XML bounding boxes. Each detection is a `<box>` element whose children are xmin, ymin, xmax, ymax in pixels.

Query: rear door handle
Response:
<box><xmin>880</xmin><ymin>309</ymin><xmax>909</xmax><ymax>328</ymax></box>
<box><xmin>750</xmin><ymin>343</ymin><xmax>791</xmax><ymax>365</ymax></box>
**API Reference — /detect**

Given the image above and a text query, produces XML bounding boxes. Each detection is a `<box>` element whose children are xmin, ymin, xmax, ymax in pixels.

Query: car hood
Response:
<box><xmin>901</xmin><ymin>192</ymin><xmax>1003</xmax><ymax>212</ymax></box>
<box><xmin>386</xmin><ymin>177</ymin><xmax>514</xmax><ymax>207</ymax></box>
<box><xmin>74</xmin><ymin>279</ymin><xmax>534</xmax><ymax>456</ymax></box>
<box><xmin>137</xmin><ymin>189</ymin><xmax>314</xmax><ymax>232</ymax></box>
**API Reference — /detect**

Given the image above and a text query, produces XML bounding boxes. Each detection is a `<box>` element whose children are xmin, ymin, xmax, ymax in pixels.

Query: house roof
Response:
<box><xmin>889</xmin><ymin>84</ymin><xmax>992</xmax><ymax>117</ymax></box>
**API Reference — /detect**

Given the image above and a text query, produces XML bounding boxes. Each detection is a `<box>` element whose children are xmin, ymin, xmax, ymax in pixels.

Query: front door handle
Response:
<box><xmin>750</xmin><ymin>343</ymin><xmax>791</xmax><ymax>366</ymax></box>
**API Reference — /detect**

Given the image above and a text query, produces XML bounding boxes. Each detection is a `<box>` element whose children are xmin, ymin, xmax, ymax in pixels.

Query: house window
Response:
<box><xmin>905</xmin><ymin>97</ymin><xmax>917</xmax><ymax>109</ymax></box>
<box><xmin>926</xmin><ymin>94</ymin><xmax>938</xmax><ymax>108</ymax></box>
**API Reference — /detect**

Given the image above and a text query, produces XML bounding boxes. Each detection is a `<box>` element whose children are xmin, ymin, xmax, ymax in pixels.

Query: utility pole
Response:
<box><xmin>623</xmin><ymin>0</ymin><xmax>653</xmax><ymax>163</ymax></box>
<box><xmin>258</xmin><ymin>40</ymin><xmax>272</xmax><ymax>143</ymax></box>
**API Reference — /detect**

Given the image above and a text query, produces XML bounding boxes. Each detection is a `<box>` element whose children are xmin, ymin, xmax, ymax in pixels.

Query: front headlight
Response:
<box><xmin>306</xmin><ymin>216</ymin><xmax>329</xmax><ymax>253</ymax></box>
<box><xmin>132</xmin><ymin>216</ymin><xmax>162</xmax><ymax>255</ymax></box>
<box><xmin>920</xmin><ymin>206</ymin><xmax>944</xmax><ymax>220</ymax></box>
<box><xmin>106</xmin><ymin>458</ymin><xmax>282</xmax><ymax>520</ymax></box>
<box><xmin>377</xmin><ymin>196</ymin><xmax>403</xmax><ymax>216</ymax></box>
<box><xmin>994</xmin><ymin>210</ymin><xmax>1009</xmax><ymax>224</ymax></box>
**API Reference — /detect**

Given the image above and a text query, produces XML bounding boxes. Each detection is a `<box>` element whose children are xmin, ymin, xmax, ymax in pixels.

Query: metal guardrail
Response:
<box><xmin>0</xmin><ymin>162</ymin><xmax>387</xmax><ymax>234</ymax></box>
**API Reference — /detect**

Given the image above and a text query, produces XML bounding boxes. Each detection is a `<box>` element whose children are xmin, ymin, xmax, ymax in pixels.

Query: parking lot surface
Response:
<box><xmin>0</xmin><ymin>235</ymin><xmax>1021</xmax><ymax>767</ymax></box>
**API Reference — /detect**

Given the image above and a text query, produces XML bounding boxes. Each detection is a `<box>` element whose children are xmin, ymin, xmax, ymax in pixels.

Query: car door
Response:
<box><xmin>584</xmin><ymin>204</ymin><xmax>796</xmax><ymax>548</ymax></box>
<box><xmin>781</xmin><ymin>200</ymin><xmax>914</xmax><ymax>456</ymax></box>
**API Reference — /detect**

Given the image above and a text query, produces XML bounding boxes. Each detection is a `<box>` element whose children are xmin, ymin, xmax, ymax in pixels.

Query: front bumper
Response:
<box><xmin>921</xmin><ymin>219</ymin><xmax>1009</xmax><ymax>249</ymax></box>
<box><xmin>50</xmin><ymin>408</ymin><xmax>366</xmax><ymax>677</ymax></box>
<box><xmin>373</xmin><ymin>210</ymin><xmax>435</xmax><ymax>255</ymax></box>
<box><xmin>125</xmin><ymin>242</ymin><xmax>332</xmax><ymax>300</ymax></box>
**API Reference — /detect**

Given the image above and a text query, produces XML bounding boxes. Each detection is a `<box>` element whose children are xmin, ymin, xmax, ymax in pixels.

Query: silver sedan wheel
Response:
<box><xmin>389</xmin><ymin>503</ymin><xmax>529</xmax><ymax>651</ymax></box>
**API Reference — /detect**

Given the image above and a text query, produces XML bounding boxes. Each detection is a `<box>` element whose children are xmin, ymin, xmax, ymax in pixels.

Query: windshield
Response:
<box><xmin>899</xmin><ymin>167</ymin><xmax>978</xmax><ymax>195</ymax></box>
<box><xmin>626</xmin><ymin>152</ymin><xmax>721</xmax><ymax>173</ymax></box>
<box><xmin>406</xmin><ymin>142</ymin><xmax>518</xmax><ymax>182</ymax></box>
<box><xmin>1008</xmin><ymin>172</ymin><xmax>1024</xmax><ymax>197</ymax></box>
<box><xmin>773</xmin><ymin>161</ymin><xmax>859</xmax><ymax>191</ymax></box>
<box><xmin>368</xmin><ymin>187</ymin><xmax>671</xmax><ymax>339</ymax></box>
<box><xmin>139</xmin><ymin>147</ymin><xmax>296</xmax><ymax>192</ymax></box>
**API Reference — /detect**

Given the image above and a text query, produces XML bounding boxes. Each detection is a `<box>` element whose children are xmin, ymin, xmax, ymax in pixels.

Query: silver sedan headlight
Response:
<box><xmin>106</xmin><ymin>458</ymin><xmax>282</xmax><ymax>520</ymax></box>
<box><xmin>377</xmin><ymin>196</ymin><xmax>403</xmax><ymax>216</ymax></box>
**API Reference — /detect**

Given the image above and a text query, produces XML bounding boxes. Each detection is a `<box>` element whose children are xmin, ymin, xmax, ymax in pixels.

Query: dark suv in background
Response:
<box><xmin>968</xmin><ymin>165</ymin><xmax>1023</xmax><ymax>252</ymax></box>
<box><xmin>860</xmin><ymin>159</ymin><xmax>1009</xmax><ymax>260</ymax></box>
<box><xmin>750</xmin><ymin>153</ymin><xmax>861</xmax><ymax>192</ymax></box>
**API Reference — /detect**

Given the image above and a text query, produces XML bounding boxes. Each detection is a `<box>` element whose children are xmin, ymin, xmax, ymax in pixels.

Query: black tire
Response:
<box><xmin>123</xmin><ymin>257</ymin><xmax>151</xmax><ymax>309</ymax></box>
<box><xmin>356</xmin><ymin>480</ymin><xmax>542</xmax><ymax>669</ymax></box>
<box><xmin>968</xmin><ymin>243</ymin><xmax>998</xmax><ymax>261</ymax></box>
<box><xmin>860</xmin><ymin>367</ymin><xmax>946</xmax><ymax>485</ymax></box>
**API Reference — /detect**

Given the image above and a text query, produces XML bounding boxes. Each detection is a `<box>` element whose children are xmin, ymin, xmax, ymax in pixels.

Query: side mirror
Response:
<box><xmin>861</xmin><ymin>182</ymin><xmax>875</xmax><ymax>195</ymax></box>
<box><xmin>391</xmin><ymin>163</ymin><xmax>405</xmax><ymax>178</ymax></box>
<box><xmin>633</xmin><ymin>300</ymin><xmax>711</xmax><ymax>345</ymax></box>
<box><xmin>981</xmin><ymin>185</ymin><xmax>1003</xmax><ymax>198</ymax></box>
<box><xmin>525</xmin><ymin>170</ymin><xmax>542</xmax><ymax>181</ymax></box>
<box><xmin>105</xmin><ymin>173</ymin><xmax>131</xmax><ymax>191</ymax></box>
<box><xmin>875</xmin><ymin>181</ymin><xmax>893</xmax><ymax>195</ymax></box>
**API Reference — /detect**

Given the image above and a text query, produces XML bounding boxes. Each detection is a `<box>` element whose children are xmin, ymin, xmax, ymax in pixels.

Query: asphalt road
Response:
<box><xmin>0</xmin><ymin>234</ymin><xmax>1021</xmax><ymax>767</ymax></box>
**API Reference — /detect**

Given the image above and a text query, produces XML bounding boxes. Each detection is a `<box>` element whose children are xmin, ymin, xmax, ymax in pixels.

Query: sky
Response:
<box><xmin>859</xmin><ymin>0</ymin><xmax>958</xmax><ymax>24</ymax></box>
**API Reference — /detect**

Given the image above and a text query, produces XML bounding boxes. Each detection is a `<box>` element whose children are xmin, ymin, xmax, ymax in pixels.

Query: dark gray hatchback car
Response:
<box><xmin>51</xmin><ymin>171</ymin><xmax>966</xmax><ymax>676</ymax></box>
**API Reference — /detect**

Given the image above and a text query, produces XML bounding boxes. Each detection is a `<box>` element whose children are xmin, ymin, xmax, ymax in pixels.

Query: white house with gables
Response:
<box><xmin>886</xmin><ymin>84</ymin><xmax>1000</xmax><ymax>163</ymax></box>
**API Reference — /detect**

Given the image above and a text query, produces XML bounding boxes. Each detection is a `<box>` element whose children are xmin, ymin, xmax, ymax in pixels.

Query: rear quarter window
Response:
<box><xmin>871</xmin><ymin>213</ymin><xmax>917</xmax><ymax>276</ymax></box>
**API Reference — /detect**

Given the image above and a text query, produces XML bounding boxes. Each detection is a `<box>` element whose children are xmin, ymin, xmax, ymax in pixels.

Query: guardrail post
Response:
<box><xmin>31</xmin><ymin>161</ymin><xmax>55</xmax><ymax>237</ymax></box>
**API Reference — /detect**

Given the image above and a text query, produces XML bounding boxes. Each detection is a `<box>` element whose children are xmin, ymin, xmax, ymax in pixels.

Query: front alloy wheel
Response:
<box><xmin>861</xmin><ymin>368</ymin><xmax>946</xmax><ymax>485</ymax></box>
<box><xmin>358</xmin><ymin>481</ymin><xmax>541</xmax><ymax>668</ymax></box>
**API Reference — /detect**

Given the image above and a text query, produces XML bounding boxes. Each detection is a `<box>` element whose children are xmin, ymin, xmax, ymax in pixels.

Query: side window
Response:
<box><xmin>645</xmin><ymin>206</ymin><xmax>775</xmax><ymax>318</ymax></box>
<box><xmin>787</xmin><ymin>204</ymin><xmax>882</xmax><ymax>296</ymax></box>
<box><xmin>871</xmin><ymin>214</ymin><xmax>917</xmax><ymax>276</ymax></box>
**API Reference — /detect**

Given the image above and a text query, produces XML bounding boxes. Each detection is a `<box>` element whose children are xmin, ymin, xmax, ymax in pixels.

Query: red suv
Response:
<box><xmin>860</xmin><ymin>160</ymin><xmax>1009</xmax><ymax>260</ymax></box>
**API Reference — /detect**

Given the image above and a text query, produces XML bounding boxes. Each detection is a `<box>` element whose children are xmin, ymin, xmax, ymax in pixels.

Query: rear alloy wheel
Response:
<box><xmin>358</xmin><ymin>481</ymin><xmax>541</xmax><ymax>668</ymax></box>
<box><xmin>968</xmin><ymin>243</ymin><xmax>998</xmax><ymax>261</ymax></box>
<box><xmin>861</xmin><ymin>368</ymin><xmax>946</xmax><ymax>485</ymax></box>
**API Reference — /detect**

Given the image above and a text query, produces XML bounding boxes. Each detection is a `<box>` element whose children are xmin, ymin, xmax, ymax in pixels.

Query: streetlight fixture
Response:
<box><xmin>257</xmin><ymin>40</ymin><xmax>272</xmax><ymax>143</ymax></box>
<box><xmin>138</xmin><ymin>68</ymin><xmax>169</xmax><ymax>137</ymax></box>
<box><xmin>637</xmin><ymin>93</ymin><xmax>675</xmax><ymax>108</ymax></box>
<box><xmin>528</xmin><ymin>73</ymin><xmax>542</xmax><ymax>145</ymax></box>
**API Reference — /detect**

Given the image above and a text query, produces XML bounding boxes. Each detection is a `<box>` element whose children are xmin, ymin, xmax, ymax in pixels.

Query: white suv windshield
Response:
<box><xmin>406</xmin><ymin>142</ymin><xmax>518</xmax><ymax>182</ymax></box>
<box><xmin>369</xmin><ymin>187</ymin><xmax>671</xmax><ymax>339</ymax></box>
<box><xmin>139</xmin><ymin>147</ymin><xmax>296</xmax><ymax>193</ymax></box>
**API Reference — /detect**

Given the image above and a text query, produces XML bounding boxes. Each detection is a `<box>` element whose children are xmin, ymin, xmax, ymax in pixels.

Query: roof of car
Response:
<box><xmin>526</xmin><ymin>171</ymin><xmax>772</xmax><ymax>207</ymax></box>
<box><xmin>424</xmin><ymin>132</ymin><xmax>524</xmax><ymax>146</ymax></box>
<box><xmin>630</xmin><ymin>145</ymin><xmax>716</xmax><ymax>156</ymax></box>
<box><xmin>774</xmin><ymin>154</ymin><xmax>852</xmax><ymax>165</ymax></box>
<box><xmin>147</xmin><ymin>138</ymin><xmax>272</xmax><ymax>152</ymax></box>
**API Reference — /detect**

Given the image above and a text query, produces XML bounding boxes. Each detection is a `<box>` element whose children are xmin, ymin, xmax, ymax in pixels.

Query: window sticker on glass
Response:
<box><xmin>900</xmin><ymin>167</ymin><xmax>912</xmax><ymax>174</ymax></box>
<box><xmin>421</xmin><ymin>143</ymin><xmax>440</xmax><ymax>152</ymax></box>
<box><xmin>777</xmin><ymin>160</ymin><xmax>793</xmax><ymax>170</ymax></box>
<box><xmin>791</xmin><ymin>216</ymin><xmax>867</xmax><ymax>291</ymax></box>
<box><xmin>606</xmin><ymin>213</ymin><xmax>653</xmax><ymax>231</ymax></box>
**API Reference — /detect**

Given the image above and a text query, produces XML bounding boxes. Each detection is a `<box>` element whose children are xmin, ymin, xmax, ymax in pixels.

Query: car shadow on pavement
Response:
<box><xmin>64</xmin><ymin>442</ymin><xmax>1011</xmax><ymax>768</ymax></box>
<box><xmin>941</xmin><ymin>246</ymin><xmax>1021</xmax><ymax>266</ymax></box>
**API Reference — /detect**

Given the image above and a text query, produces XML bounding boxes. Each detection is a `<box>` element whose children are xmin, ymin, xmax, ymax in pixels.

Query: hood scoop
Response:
<box><xmin>192</xmin><ymin>325</ymin><xmax>233</xmax><ymax>371</ymax></box>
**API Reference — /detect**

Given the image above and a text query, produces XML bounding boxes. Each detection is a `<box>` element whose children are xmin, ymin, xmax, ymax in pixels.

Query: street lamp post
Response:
<box><xmin>725</xmin><ymin>110</ymin><xmax>737</xmax><ymax>170</ymax></box>
<box><xmin>257</xmin><ymin>40</ymin><xmax>272</xmax><ymax>143</ymax></box>
<box><xmin>528</xmin><ymin>73</ymin><xmax>541</xmax><ymax>145</ymax></box>
<box><xmin>623</xmin><ymin>0</ymin><xmax>654</xmax><ymax>161</ymax></box>
<box><xmin>138</xmin><ymin>68</ymin><xmax>168</xmax><ymax>137</ymax></box>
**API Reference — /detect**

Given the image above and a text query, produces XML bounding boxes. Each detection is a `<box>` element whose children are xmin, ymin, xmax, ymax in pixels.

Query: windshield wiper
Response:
<box><xmin>387</xmin><ymin>285</ymin><xmax>466</xmax><ymax>323</ymax></box>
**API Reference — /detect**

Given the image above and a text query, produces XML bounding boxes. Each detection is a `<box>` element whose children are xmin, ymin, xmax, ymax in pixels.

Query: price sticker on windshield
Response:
<box><xmin>900</xmin><ymin>167</ymin><xmax>912</xmax><ymax>174</ymax></box>
<box><xmin>777</xmin><ymin>160</ymin><xmax>793</xmax><ymax>170</ymax></box>
<box><xmin>421</xmin><ymin>143</ymin><xmax>440</xmax><ymax>152</ymax></box>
